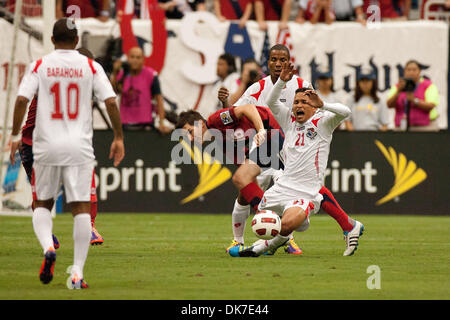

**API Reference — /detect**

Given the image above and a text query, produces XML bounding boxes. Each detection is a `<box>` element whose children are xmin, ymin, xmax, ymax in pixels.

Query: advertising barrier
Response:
<box><xmin>91</xmin><ymin>130</ymin><xmax>449</xmax><ymax>215</ymax></box>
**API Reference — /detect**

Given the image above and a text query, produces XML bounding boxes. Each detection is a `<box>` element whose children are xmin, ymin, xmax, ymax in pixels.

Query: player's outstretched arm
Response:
<box><xmin>321</xmin><ymin>101</ymin><xmax>352</xmax><ymax>132</ymax></box>
<box><xmin>104</xmin><ymin>97</ymin><xmax>125</xmax><ymax>167</ymax></box>
<box><xmin>234</xmin><ymin>104</ymin><xmax>266</xmax><ymax>146</ymax></box>
<box><xmin>9</xmin><ymin>96</ymin><xmax>29</xmax><ymax>164</ymax></box>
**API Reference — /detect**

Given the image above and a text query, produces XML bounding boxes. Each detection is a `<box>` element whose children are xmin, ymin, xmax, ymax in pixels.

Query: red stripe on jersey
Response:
<box><xmin>87</xmin><ymin>58</ymin><xmax>96</xmax><ymax>74</ymax></box>
<box><xmin>32</xmin><ymin>59</ymin><xmax>42</xmax><ymax>73</ymax></box>
<box><xmin>311</xmin><ymin>117</ymin><xmax>322</xmax><ymax>127</ymax></box>
<box><xmin>250</xmin><ymin>79</ymin><xmax>265</xmax><ymax>101</ymax></box>
<box><xmin>315</xmin><ymin>147</ymin><xmax>320</xmax><ymax>176</ymax></box>
<box><xmin>297</xmin><ymin>77</ymin><xmax>304</xmax><ymax>88</ymax></box>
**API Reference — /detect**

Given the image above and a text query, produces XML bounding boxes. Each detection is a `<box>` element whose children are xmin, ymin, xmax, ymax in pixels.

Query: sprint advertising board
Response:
<box><xmin>87</xmin><ymin>131</ymin><xmax>449</xmax><ymax>215</ymax></box>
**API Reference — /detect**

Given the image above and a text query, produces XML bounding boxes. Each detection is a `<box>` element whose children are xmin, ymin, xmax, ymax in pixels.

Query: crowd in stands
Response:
<box><xmin>1</xmin><ymin>0</ymin><xmax>446</xmax><ymax>132</ymax></box>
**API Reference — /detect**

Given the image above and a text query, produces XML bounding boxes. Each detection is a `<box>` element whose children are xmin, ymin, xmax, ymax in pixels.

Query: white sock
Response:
<box><xmin>288</xmin><ymin>232</ymin><xmax>294</xmax><ymax>240</ymax></box>
<box><xmin>232</xmin><ymin>200</ymin><xmax>250</xmax><ymax>244</ymax></box>
<box><xmin>253</xmin><ymin>234</ymin><xmax>290</xmax><ymax>255</ymax></box>
<box><xmin>32</xmin><ymin>207</ymin><xmax>54</xmax><ymax>254</ymax></box>
<box><xmin>73</xmin><ymin>213</ymin><xmax>91</xmax><ymax>279</ymax></box>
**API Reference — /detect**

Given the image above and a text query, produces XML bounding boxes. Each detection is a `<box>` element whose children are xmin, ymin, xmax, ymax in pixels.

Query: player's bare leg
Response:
<box><xmin>33</xmin><ymin>199</ymin><xmax>56</xmax><ymax>284</ymax></box>
<box><xmin>69</xmin><ymin>202</ymin><xmax>91</xmax><ymax>289</ymax></box>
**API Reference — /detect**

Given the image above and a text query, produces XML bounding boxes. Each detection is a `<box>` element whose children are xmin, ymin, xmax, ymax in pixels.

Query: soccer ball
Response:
<box><xmin>251</xmin><ymin>210</ymin><xmax>281</xmax><ymax>240</ymax></box>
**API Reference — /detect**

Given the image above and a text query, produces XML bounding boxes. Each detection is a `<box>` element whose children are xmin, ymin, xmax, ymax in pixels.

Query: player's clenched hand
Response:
<box><xmin>9</xmin><ymin>140</ymin><xmax>21</xmax><ymax>165</ymax></box>
<box><xmin>218</xmin><ymin>87</ymin><xmax>229</xmax><ymax>103</ymax></box>
<box><xmin>280</xmin><ymin>62</ymin><xmax>295</xmax><ymax>82</ymax></box>
<box><xmin>109</xmin><ymin>139</ymin><xmax>125</xmax><ymax>167</ymax></box>
<box><xmin>253</xmin><ymin>129</ymin><xmax>267</xmax><ymax>147</ymax></box>
<box><xmin>304</xmin><ymin>90</ymin><xmax>324</xmax><ymax>108</ymax></box>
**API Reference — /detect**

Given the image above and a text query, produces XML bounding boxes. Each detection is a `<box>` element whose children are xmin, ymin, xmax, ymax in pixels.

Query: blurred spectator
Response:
<box><xmin>363</xmin><ymin>0</ymin><xmax>411</xmax><ymax>20</ymax></box>
<box><xmin>333</xmin><ymin>0</ymin><xmax>366</xmax><ymax>24</ymax></box>
<box><xmin>345</xmin><ymin>70</ymin><xmax>389</xmax><ymax>131</ymax></box>
<box><xmin>158</xmin><ymin>0</ymin><xmax>206</xmax><ymax>19</ymax></box>
<box><xmin>421</xmin><ymin>0</ymin><xmax>450</xmax><ymax>19</ymax></box>
<box><xmin>110</xmin><ymin>47</ymin><xmax>172</xmax><ymax>133</ymax></box>
<box><xmin>56</xmin><ymin>0</ymin><xmax>111</xmax><ymax>22</ymax></box>
<box><xmin>222</xmin><ymin>58</ymin><xmax>264</xmax><ymax>107</ymax></box>
<box><xmin>213</xmin><ymin>53</ymin><xmax>240</xmax><ymax>110</ymax></box>
<box><xmin>254</xmin><ymin>0</ymin><xmax>292</xmax><ymax>30</ymax></box>
<box><xmin>214</xmin><ymin>0</ymin><xmax>254</xmax><ymax>28</ymax></box>
<box><xmin>296</xmin><ymin>0</ymin><xmax>336</xmax><ymax>24</ymax></box>
<box><xmin>1</xmin><ymin>0</ymin><xmax>42</xmax><ymax>17</ymax></box>
<box><xmin>314</xmin><ymin>68</ymin><xmax>340</xmax><ymax>102</ymax></box>
<box><xmin>386</xmin><ymin>60</ymin><xmax>440</xmax><ymax>132</ymax></box>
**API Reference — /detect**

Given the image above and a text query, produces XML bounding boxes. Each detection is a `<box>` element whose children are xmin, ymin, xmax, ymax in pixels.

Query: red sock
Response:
<box><xmin>240</xmin><ymin>182</ymin><xmax>264</xmax><ymax>211</ymax></box>
<box><xmin>90</xmin><ymin>202</ymin><xmax>97</xmax><ymax>227</ymax></box>
<box><xmin>319</xmin><ymin>186</ymin><xmax>354</xmax><ymax>232</ymax></box>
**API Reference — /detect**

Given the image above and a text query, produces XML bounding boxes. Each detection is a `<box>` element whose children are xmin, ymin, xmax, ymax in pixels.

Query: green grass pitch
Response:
<box><xmin>0</xmin><ymin>213</ymin><xmax>449</xmax><ymax>300</ymax></box>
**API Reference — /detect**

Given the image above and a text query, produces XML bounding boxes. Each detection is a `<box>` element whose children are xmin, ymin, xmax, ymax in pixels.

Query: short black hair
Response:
<box><xmin>52</xmin><ymin>18</ymin><xmax>78</xmax><ymax>44</ymax></box>
<box><xmin>77</xmin><ymin>47</ymin><xmax>94</xmax><ymax>59</ymax></box>
<box><xmin>269</xmin><ymin>44</ymin><xmax>290</xmax><ymax>59</ymax></box>
<box><xmin>175</xmin><ymin>110</ymin><xmax>206</xmax><ymax>129</ymax></box>
<box><xmin>295</xmin><ymin>87</ymin><xmax>311</xmax><ymax>95</ymax></box>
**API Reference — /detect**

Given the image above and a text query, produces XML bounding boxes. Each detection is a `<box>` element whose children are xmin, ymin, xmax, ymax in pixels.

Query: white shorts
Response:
<box><xmin>256</xmin><ymin>168</ymin><xmax>282</xmax><ymax>191</ymax></box>
<box><xmin>257</xmin><ymin>186</ymin><xmax>323</xmax><ymax>232</ymax></box>
<box><xmin>32</xmin><ymin>162</ymin><xmax>95</xmax><ymax>203</ymax></box>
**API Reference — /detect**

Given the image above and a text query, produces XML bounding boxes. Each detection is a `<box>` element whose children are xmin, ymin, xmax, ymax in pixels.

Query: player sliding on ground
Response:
<box><xmin>221</xmin><ymin>44</ymin><xmax>362</xmax><ymax>256</ymax></box>
<box><xmin>175</xmin><ymin>105</ymin><xmax>298</xmax><ymax>251</ymax></box>
<box><xmin>19</xmin><ymin>48</ymin><xmax>105</xmax><ymax>249</ymax></box>
<box><xmin>229</xmin><ymin>62</ymin><xmax>364</xmax><ymax>257</ymax></box>
<box><xmin>10</xmin><ymin>18</ymin><xmax>124</xmax><ymax>289</ymax></box>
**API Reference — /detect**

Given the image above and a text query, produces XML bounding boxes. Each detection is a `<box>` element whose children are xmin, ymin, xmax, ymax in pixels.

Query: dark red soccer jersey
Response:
<box><xmin>21</xmin><ymin>96</ymin><xmax>37</xmax><ymax>146</ymax></box>
<box><xmin>256</xmin><ymin>0</ymin><xmax>285</xmax><ymax>20</ymax></box>
<box><xmin>206</xmin><ymin>106</ymin><xmax>283</xmax><ymax>165</ymax></box>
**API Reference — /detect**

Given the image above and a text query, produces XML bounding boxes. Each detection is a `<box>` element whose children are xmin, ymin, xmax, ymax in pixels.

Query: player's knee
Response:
<box><xmin>295</xmin><ymin>218</ymin><xmax>310</xmax><ymax>232</ymax></box>
<box><xmin>232</xmin><ymin>171</ymin><xmax>247</xmax><ymax>189</ymax></box>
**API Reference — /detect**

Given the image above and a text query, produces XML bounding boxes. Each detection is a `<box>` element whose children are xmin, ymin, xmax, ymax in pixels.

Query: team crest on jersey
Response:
<box><xmin>306</xmin><ymin>127</ymin><xmax>317</xmax><ymax>139</ymax></box>
<box><xmin>220</xmin><ymin>111</ymin><xmax>234</xmax><ymax>125</ymax></box>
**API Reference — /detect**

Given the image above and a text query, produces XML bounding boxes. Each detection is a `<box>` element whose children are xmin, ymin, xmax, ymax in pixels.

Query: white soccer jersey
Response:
<box><xmin>266</xmin><ymin>78</ymin><xmax>351</xmax><ymax>200</ymax></box>
<box><xmin>17</xmin><ymin>49</ymin><xmax>116</xmax><ymax>166</ymax></box>
<box><xmin>234</xmin><ymin>74</ymin><xmax>312</xmax><ymax>108</ymax></box>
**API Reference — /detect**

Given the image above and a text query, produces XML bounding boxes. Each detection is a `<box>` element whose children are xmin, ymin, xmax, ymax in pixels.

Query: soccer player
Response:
<box><xmin>19</xmin><ymin>48</ymin><xmax>104</xmax><ymax>247</ymax></box>
<box><xmin>229</xmin><ymin>62</ymin><xmax>364</xmax><ymax>257</ymax></box>
<box><xmin>175</xmin><ymin>105</ymin><xmax>295</xmax><ymax>250</ymax></box>
<box><xmin>223</xmin><ymin>44</ymin><xmax>361</xmax><ymax>256</ymax></box>
<box><xmin>10</xmin><ymin>18</ymin><xmax>124</xmax><ymax>288</ymax></box>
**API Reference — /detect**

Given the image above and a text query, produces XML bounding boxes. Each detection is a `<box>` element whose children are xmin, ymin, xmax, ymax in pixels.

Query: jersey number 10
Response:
<box><xmin>50</xmin><ymin>82</ymin><xmax>79</xmax><ymax>120</ymax></box>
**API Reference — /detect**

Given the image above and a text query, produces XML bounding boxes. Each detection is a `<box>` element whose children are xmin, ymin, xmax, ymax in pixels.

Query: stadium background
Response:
<box><xmin>0</xmin><ymin>2</ymin><xmax>448</xmax><ymax>216</ymax></box>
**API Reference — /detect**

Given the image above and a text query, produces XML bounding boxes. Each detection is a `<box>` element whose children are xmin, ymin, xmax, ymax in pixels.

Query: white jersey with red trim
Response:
<box><xmin>266</xmin><ymin>78</ymin><xmax>351</xmax><ymax>199</ymax></box>
<box><xmin>17</xmin><ymin>49</ymin><xmax>116</xmax><ymax>166</ymax></box>
<box><xmin>234</xmin><ymin>74</ymin><xmax>312</xmax><ymax>108</ymax></box>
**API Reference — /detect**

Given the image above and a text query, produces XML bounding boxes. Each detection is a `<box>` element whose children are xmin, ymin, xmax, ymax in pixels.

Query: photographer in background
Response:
<box><xmin>386</xmin><ymin>60</ymin><xmax>440</xmax><ymax>132</ymax></box>
<box><xmin>213</xmin><ymin>53</ymin><xmax>240</xmax><ymax>110</ymax></box>
<box><xmin>110</xmin><ymin>47</ymin><xmax>172</xmax><ymax>134</ymax></box>
<box><xmin>218</xmin><ymin>58</ymin><xmax>263</xmax><ymax>108</ymax></box>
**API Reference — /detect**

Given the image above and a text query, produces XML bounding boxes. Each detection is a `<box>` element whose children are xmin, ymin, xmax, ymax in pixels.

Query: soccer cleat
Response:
<box><xmin>90</xmin><ymin>227</ymin><xmax>104</xmax><ymax>245</ymax></box>
<box><xmin>228</xmin><ymin>245</ymin><xmax>259</xmax><ymax>257</ymax></box>
<box><xmin>39</xmin><ymin>248</ymin><xmax>56</xmax><ymax>285</ymax></box>
<box><xmin>71</xmin><ymin>274</ymin><xmax>89</xmax><ymax>289</ymax></box>
<box><xmin>226</xmin><ymin>240</ymin><xmax>243</xmax><ymax>253</ymax></box>
<box><xmin>284</xmin><ymin>238</ymin><xmax>303</xmax><ymax>255</ymax></box>
<box><xmin>343</xmin><ymin>221</ymin><xmax>364</xmax><ymax>256</ymax></box>
<box><xmin>52</xmin><ymin>234</ymin><xmax>60</xmax><ymax>250</ymax></box>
